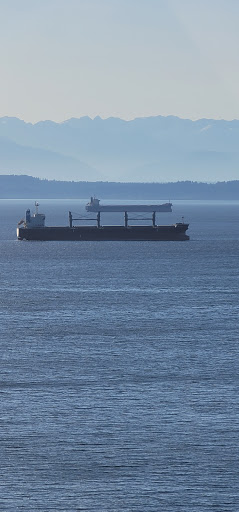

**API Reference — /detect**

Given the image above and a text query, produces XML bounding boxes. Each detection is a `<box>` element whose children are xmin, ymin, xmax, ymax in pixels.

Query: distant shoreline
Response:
<box><xmin>1</xmin><ymin>175</ymin><xmax>239</xmax><ymax>200</ymax></box>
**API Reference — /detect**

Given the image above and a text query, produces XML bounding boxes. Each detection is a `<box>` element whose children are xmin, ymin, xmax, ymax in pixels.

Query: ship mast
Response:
<box><xmin>35</xmin><ymin>201</ymin><xmax>39</xmax><ymax>214</ymax></box>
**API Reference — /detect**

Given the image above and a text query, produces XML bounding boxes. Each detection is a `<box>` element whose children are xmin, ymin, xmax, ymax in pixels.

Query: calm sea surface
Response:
<box><xmin>0</xmin><ymin>199</ymin><xmax>238</xmax><ymax>511</ymax></box>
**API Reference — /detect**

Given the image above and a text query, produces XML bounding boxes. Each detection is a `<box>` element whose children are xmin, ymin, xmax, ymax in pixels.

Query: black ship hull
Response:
<box><xmin>17</xmin><ymin>224</ymin><xmax>189</xmax><ymax>241</ymax></box>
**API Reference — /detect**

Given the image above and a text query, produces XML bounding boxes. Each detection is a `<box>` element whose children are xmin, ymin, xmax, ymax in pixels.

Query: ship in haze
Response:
<box><xmin>85</xmin><ymin>197</ymin><xmax>172</xmax><ymax>212</ymax></box>
<box><xmin>17</xmin><ymin>201</ymin><xmax>189</xmax><ymax>241</ymax></box>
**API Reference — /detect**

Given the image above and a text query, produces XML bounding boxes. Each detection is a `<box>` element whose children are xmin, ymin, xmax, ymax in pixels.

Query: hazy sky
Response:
<box><xmin>1</xmin><ymin>0</ymin><xmax>239</xmax><ymax>122</ymax></box>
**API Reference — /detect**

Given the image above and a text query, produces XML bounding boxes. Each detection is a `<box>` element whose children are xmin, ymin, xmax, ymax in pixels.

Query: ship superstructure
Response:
<box><xmin>18</xmin><ymin>202</ymin><xmax>45</xmax><ymax>229</ymax></box>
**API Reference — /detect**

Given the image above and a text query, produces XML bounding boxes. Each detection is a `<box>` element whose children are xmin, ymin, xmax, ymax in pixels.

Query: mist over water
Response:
<box><xmin>0</xmin><ymin>200</ymin><xmax>238</xmax><ymax>511</ymax></box>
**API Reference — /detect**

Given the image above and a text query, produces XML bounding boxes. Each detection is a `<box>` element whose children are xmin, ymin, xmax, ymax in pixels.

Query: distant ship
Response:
<box><xmin>17</xmin><ymin>201</ymin><xmax>189</xmax><ymax>241</ymax></box>
<box><xmin>85</xmin><ymin>197</ymin><xmax>172</xmax><ymax>212</ymax></box>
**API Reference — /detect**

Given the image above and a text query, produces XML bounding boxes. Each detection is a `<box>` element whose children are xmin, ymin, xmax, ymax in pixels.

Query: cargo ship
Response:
<box><xmin>17</xmin><ymin>201</ymin><xmax>189</xmax><ymax>241</ymax></box>
<box><xmin>86</xmin><ymin>196</ymin><xmax>172</xmax><ymax>212</ymax></box>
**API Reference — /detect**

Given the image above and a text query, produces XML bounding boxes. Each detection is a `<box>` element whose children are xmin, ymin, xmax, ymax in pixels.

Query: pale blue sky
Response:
<box><xmin>1</xmin><ymin>0</ymin><xmax>239</xmax><ymax>122</ymax></box>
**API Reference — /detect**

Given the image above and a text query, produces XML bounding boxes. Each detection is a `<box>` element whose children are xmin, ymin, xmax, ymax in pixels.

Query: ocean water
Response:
<box><xmin>0</xmin><ymin>199</ymin><xmax>238</xmax><ymax>511</ymax></box>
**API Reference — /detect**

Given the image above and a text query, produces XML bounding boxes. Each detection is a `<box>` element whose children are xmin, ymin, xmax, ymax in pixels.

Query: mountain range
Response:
<box><xmin>0</xmin><ymin>115</ymin><xmax>239</xmax><ymax>182</ymax></box>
